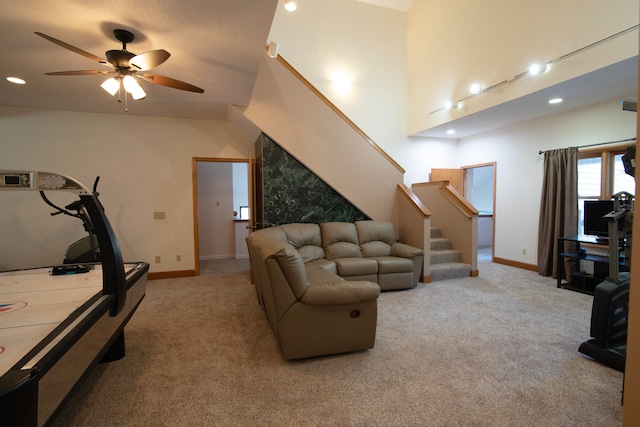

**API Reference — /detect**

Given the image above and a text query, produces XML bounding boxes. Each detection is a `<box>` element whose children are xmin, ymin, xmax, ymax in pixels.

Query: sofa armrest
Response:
<box><xmin>391</xmin><ymin>242</ymin><xmax>424</xmax><ymax>259</ymax></box>
<box><xmin>301</xmin><ymin>281</ymin><xmax>380</xmax><ymax>305</ymax></box>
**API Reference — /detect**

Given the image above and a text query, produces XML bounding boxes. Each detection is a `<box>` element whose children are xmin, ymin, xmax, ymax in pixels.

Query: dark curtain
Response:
<box><xmin>537</xmin><ymin>147</ymin><xmax>578</xmax><ymax>281</ymax></box>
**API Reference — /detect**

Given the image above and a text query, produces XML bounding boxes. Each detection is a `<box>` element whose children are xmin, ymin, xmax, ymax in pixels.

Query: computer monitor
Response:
<box><xmin>583</xmin><ymin>199</ymin><xmax>614</xmax><ymax>238</ymax></box>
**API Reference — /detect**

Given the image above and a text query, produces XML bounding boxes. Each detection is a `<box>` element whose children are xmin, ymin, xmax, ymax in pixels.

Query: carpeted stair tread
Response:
<box><xmin>430</xmin><ymin>262</ymin><xmax>472</xmax><ymax>281</ymax></box>
<box><xmin>430</xmin><ymin>237</ymin><xmax>451</xmax><ymax>250</ymax></box>
<box><xmin>431</xmin><ymin>249</ymin><xmax>462</xmax><ymax>264</ymax></box>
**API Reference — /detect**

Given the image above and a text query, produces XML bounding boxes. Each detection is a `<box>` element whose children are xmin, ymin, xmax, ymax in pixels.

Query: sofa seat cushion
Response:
<box><xmin>301</xmin><ymin>281</ymin><xmax>380</xmax><ymax>305</ymax></box>
<box><xmin>305</xmin><ymin>259</ymin><xmax>338</xmax><ymax>275</ymax></box>
<box><xmin>333</xmin><ymin>257</ymin><xmax>378</xmax><ymax>277</ymax></box>
<box><xmin>306</xmin><ymin>266</ymin><xmax>343</xmax><ymax>285</ymax></box>
<box><xmin>370</xmin><ymin>256</ymin><xmax>414</xmax><ymax>274</ymax></box>
<box><xmin>377</xmin><ymin>272</ymin><xmax>415</xmax><ymax>291</ymax></box>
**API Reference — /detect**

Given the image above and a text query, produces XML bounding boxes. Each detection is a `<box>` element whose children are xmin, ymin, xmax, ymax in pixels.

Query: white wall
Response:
<box><xmin>232</xmin><ymin>162</ymin><xmax>249</xmax><ymax>218</ymax></box>
<box><xmin>466</xmin><ymin>166</ymin><xmax>494</xmax><ymax>213</ymax></box>
<box><xmin>0</xmin><ymin>106</ymin><xmax>254</xmax><ymax>273</ymax></box>
<box><xmin>267</xmin><ymin>0</ymin><xmax>637</xmax><ymax>265</ymax></box>
<box><xmin>268</xmin><ymin>0</ymin><xmax>638</xmax><ymax>189</ymax></box>
<box><xmin>456</xmin><ymin>96</ymin><xmax>637</xmax><ymax>265</ymax></box>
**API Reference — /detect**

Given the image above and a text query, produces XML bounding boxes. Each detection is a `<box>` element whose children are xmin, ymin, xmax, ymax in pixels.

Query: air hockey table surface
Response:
<box><xmin>0</xmin><ymin>263</ymin><xmax>143</xmax><ymax>378</ymax></box>
<box><xmin>0</xmin><ymin>261</ymin><xmax>148</xmax><ymax>427</ymax></box>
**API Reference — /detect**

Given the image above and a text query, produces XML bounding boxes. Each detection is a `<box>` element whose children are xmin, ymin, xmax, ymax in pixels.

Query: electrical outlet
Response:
<box><xmin>176</xmin><ymin>254</ymin><xmax>182</xmax><ymax>262</ymax></box>
<box><xmin>155</xmin><ymin>256</ymin><xmax>161</xmax><ymax>263</ymax></box>
<box><xmin>522</xmin><ymin>247</ymin><xmax>527</xmax><ymax>255</ymax></box>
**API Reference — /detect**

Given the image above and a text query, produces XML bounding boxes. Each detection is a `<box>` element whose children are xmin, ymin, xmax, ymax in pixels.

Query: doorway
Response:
<box><xmin>192</xmin><ymin>157</ymin><xmax>251</xmax><ymax>276</ymax></box>
<box><xmin>463</xmin><ymin>162</ymin><xmax>496</xmax><ymax>261</ymax></box>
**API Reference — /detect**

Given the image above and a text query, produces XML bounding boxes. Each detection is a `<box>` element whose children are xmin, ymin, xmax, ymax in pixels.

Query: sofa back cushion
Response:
<box><xmin>356</xmin><ymin>220</ymin><xmax>397</xmax><ymax>257</ymax></box>
<box><xmin>278</xmin><ymin>223</ymin><xmax>325</xmax><ymax>263</ymax></box>
<box><xmin>248</xmin><ymin>235</ymin><xmax>308</xmax><ymax>300</ymax></box>
<box><xmin>247</xmin><ymin>226</ymin><xmax>288</xmax><ymax>243</ymax></box>
<box><xmin>271</xmin><ymin>245</ymin><xmax>308</xmax><ymax>300</ymax></box>
<box><xmin>321</xmin><ymin>222</ymin><xmax>362</xmax><ymax>259</ymax></box>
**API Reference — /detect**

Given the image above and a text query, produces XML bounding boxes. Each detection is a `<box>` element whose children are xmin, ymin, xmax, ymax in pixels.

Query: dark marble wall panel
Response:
<box><xmin>260</xmin><ymin>134</ymin><xmax>369</xmax><ymax>227</ymax></box>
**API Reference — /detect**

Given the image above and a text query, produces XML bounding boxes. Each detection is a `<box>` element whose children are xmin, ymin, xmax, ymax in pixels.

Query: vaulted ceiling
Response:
<box><xmin>1</xmin><ymin>0</ymin><xmax>636</xmax><ymax>138</ymax></box>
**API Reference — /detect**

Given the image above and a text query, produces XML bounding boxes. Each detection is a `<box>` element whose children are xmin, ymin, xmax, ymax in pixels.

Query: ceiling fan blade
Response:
<box><xmin>140</xmin><ymin>74</ymin><xmax>204</xmax><ymax>93</ymax></box>
<box><xmin>44</xmin><ymin>70</ymin><xmax>112</xmax><ymax>76</ymax></box>
<box><xmin>129</xmin><ymin>49</ymin><xmax>171</xmax><ymax>71</ymax></box>
<box><xmin>35</xmin><ymin>32</ymin><xmax>109</xmax><ymax>65</ymax></box>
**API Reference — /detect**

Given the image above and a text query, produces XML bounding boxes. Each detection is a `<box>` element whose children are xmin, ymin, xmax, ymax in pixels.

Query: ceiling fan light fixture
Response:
<box><xmin>7</xmin><ymin>76</ymin><xmax>26</xmax><ymax>85</ymax></box>
<box><xmin>123</xmin><ymin>75</ymin><xmax>146</xmax><ymax>100</ymax></box>
<box><xmin>101</xmin><ymin>77</ymin><xmax>120</xmax><ymax>96</ymax></box>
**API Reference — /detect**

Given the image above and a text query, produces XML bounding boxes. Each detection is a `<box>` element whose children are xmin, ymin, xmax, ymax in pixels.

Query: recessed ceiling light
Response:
<box><xmin>548</xmin><ymin>98</ymin><xmax>563</xmax><ymax>104</ymax></box>
<box><xmin>7</xmin><ymin>77</ymin><xmax>26</xmax><ymax>84</ymax></box>
<box><xmin>446</xmin><ymin>129</ymin><xmax>456</xmax><ymax>135</ymax></box>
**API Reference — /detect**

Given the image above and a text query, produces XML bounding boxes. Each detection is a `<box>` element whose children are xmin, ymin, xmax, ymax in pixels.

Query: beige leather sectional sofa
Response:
<box><xmin>246</xmin><ymin>220</ymin><xmax>424</xmax><ymax>360</ymax></box>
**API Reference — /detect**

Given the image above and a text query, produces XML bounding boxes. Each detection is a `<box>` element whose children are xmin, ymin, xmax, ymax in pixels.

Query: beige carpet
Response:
<box><xmin>50</xmin><ymin>249</ymin><xmax>623</xmax><ymax>426</ymax></box>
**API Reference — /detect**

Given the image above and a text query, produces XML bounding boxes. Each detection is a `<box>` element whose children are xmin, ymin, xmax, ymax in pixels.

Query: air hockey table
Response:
<box><xmin>0</xmin><ymin>170</ymin><xmax>149</xmax><ymax>426</ymax></box>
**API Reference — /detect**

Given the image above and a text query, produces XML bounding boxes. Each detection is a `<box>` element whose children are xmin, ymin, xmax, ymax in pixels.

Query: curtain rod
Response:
<box><xmin>538</xmin><ymin>138</ymin><xmax>636</xmax><ymax>155</ymax></box>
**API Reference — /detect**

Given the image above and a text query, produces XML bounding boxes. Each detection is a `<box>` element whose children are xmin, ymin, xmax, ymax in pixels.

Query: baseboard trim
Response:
<box><xmin>200</xmin><ymin>254</ymin><xmax>235</xmax><ymax>261</ymax></box>
<box><xmin>148</xmin><ymin>270</ymin><xmax>196</xmax><ymax>280</ymax></box>
<box><xmin>493</xmin><ymin>257</ymin><xmax>537</xmax><ymax>272</ymax></box>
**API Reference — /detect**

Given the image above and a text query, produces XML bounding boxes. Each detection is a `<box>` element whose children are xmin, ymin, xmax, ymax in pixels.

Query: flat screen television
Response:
<box><xmin>583</xmin><ymin>199</ymin><xmax>614</xmax><ymax>238</ymax></box>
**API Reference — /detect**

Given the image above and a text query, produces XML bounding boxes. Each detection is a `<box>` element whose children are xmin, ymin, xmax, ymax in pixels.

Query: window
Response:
<box><xmin>577</xmin><ymin>145</ymin><xmax>635</xmax><ymax>236</ymax></box>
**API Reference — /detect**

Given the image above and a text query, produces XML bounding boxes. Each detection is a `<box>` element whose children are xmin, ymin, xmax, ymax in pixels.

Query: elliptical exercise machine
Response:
<box><xmin>39</xmin><ymin>176</ymin><xmax>102</xmax><ymax>264</ymax></box>
<box><xmin>578</xmin><ymin>190</ymin><xmax>633</xmax><ymax>372</ymax></box>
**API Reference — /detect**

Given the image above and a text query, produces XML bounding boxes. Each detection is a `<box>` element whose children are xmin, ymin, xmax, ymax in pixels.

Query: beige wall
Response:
<box><xmin>244</xmin><ymin>52</ymin><xmax>404</xmax><ymax>222</ymax></box>
<box><xmin>407</xmin><ymin>0</ymin><xmax>638</xmax><ymax>135</ymax></box>
<box><xmin>0</xmin><ymin>106</ymin><xmax>254</xmax><ymax>273</ymax></box>
<box><xmin>267</xmin><ymin>0</ymin><xmax>420</xmax><ymax>183</ymax></box>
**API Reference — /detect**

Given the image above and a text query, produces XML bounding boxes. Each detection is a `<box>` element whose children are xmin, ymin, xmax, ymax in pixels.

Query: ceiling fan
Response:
<box><xmin>35</xmin><ymin>29</ymin><xmax>205</xmax><ymax>102</ymax></box>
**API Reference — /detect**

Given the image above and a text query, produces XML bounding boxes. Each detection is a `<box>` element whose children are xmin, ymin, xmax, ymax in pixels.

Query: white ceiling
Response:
<box><xmin>0</xmin><ymin>0</ymin><xmax>636</xmax><ymax>139</ymax></box>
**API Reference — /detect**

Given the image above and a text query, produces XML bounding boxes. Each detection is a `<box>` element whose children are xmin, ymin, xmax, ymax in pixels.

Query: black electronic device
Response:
<box><xmin>579</xmin><ymin>280</ymin><xmax>629</xmax><ymax>372</ymax></box>
<box><xmin>583</xmin><ymin>199</ymin><xmax>614</xmax><ymax>238</ymax></box>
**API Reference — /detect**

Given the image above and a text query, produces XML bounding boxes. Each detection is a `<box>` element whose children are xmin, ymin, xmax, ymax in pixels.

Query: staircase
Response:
<box><xmin>430</xmin><ymin>227</ymin><xmax>472</xmax><ymax>281</ymax></box>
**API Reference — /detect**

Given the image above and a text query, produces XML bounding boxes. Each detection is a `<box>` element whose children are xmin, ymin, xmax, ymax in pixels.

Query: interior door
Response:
<box><xmin>431</xmin><ymin>168</ymin><xmax>465</xmax><ymax>195</ymax></box>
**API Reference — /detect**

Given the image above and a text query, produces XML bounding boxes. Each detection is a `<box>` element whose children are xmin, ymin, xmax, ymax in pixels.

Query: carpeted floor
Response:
<box><xmin>50</xmin><ymin>248</ymin><xmax>623</xmax><ymax>426</ymax></box>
